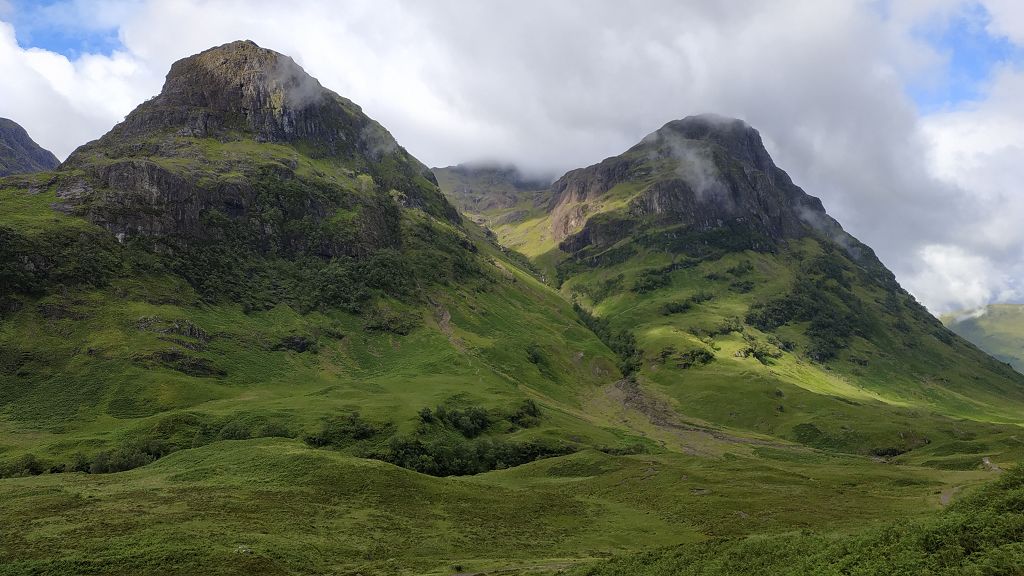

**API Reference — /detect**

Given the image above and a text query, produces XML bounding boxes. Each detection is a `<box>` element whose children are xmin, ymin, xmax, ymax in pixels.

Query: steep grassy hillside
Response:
<box><xmin>944</xmin><ymin>304</ymin><xmax>1024</xmax><ymax>374</ymax></box>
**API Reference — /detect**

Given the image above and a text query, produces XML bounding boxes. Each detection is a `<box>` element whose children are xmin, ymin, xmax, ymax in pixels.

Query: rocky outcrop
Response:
<box><xmin>0</xmin><ymin>118</ymin><xmax>59</xmax><ymax>176</ymax></box>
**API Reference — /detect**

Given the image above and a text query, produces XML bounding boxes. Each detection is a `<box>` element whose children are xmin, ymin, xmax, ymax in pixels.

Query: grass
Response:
<box><xmin>572</xmin><ymin>464</ymin><xmax>1024</xmax><ymax>576</ymax></box>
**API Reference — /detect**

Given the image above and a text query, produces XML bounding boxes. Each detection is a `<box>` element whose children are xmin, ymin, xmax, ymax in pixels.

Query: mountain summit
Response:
<box><xmin>56</xmin><ymin>40</ymin><xmax>454</xmax><ymax>245</ymax></box>
<box><xmin>93</xmin><ymin>40</ymin><xmax>396</xmax><ymax>152</ymax></box>
<box><xmin>0</xmin><ymin>118</ymin><xmax>59</xmax><ymax>177</ymax></box>
<box><xmin>550</xmin><ymin>114</ymin><xmax>859</xmax><ymax>257</ymax></box>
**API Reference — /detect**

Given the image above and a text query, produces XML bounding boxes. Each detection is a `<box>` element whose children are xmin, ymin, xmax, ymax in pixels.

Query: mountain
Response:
<box><xmin>944</xmin><ymin>304</ymin><xmax>1024</xmax><ymax>373</ymax></box>
<box><xmin>1</xmin><ymin>44</ymin><xmax>1023</xmax><ymax>575</ymax></box>
<box><xmin>474</xmin><ymin>113</ymin><xmax>1024</xmax><ymax>456</ymax></box>
<box><xmin>433</xmin><ymin>163</ymin><xmax>552</xmax><ymax>226</ymax></box>
<box><xmin>0</xmin><ymin>118</ymin><xmax>59</xmax><ymax>176</ymax></box>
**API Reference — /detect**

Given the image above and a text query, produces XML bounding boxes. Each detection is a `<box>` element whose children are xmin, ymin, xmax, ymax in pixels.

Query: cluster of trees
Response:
<box><xmin>0</xmin><ymin>225</ymin><xmax>121</xmax><ymax>304</ymax></box>
<box><xmin>0</xmin><ymin>412</ymin><xmax>296</xmax><ymax>477</ymax></box>
<box><xmin>304</xmin><ymin>399</ymin><xmax>556</xmax><ymax>477</ymax></box>
<box><xmin>573</xmin><ymin>302</ymin><xmax>642</xmax><ymax>375</ymax></box>
<box><xmin>632</xmin><ymin>259</ymin><xmax>699</xmax><ymax>294</ymax></box>
<box><xmin>304</xmin><ymin>412</ymin><xmax>391</xmax><ymax>448</ymax></box>
<box><xmin>657</xmin><ymin>345</ymin><xmax>715</xmax><ymax>369</ymax></box>
<box><xmin>379</xmin><ymin>435</ymin><xmax>573</xmax><ymax>477</ymax></box>
<box><xmin>383</xmin><ymin>398</ymin><xmax>564</xmax><ymax>476</ymax></box>
<box><xmin>746</xmin><ymin>252</ymin><xmax>871</xmax><ymax>361</ymax></box>
<box><xmin>660</xmin><ymin>290</ymin><xmax>714</xmax><ymax>316</ymax></box>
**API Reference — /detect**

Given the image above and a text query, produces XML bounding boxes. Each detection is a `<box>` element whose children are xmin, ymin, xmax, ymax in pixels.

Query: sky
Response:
<box><xmin>1</xmin><ymin>0</ymin><xmax>1023</xmax><ymax>315</ymax></box>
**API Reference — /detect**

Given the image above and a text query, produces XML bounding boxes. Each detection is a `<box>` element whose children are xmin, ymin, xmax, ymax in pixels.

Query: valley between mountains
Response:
<box><xmin>1</xmin><ymin>41</ymin><xmax>1024</xmax><ymax>575</ymax></box>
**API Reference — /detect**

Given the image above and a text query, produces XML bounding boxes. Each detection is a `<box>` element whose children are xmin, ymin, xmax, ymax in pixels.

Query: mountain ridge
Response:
<box><xmin>0</xmin><ymin>118</ymin><xmax>59</xmax><ymax>177</ymax></box>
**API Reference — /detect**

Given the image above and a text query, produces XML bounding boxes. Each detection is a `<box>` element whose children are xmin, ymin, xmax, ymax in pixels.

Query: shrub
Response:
<box><xmin>434</xmin><ymin>404</ymin><xmax>493</xmax><ymax>438</ymax></box>
<box><xmin>304</xmin><ymin>412</ymin><xmax>389</xmax><ymax>447</ymax></box>
<box><xmin>379</xmin><ymin>435</ymin><xmax>574</xmax><ymax>477</ymax></box>
<box><xmin>676</xmin><ymin>348</ymin><xmax>715</xmax><ymax>369</ymax></box>
<box><xmin>574</xmin><ymin>303</ymin><xmax>642</xmax><ymax>375</ymax></box>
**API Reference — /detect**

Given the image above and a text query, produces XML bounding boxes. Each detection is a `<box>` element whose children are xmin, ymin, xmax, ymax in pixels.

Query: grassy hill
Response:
<box><xmin>944</xmin><ymin>304</ymin><xmax>1024</xmax><ymax>374</ymax></box>
<box><xmin>1</xmin><ymin>45</ymin><xmax>1023</xmax><ymax>575</ymax></box>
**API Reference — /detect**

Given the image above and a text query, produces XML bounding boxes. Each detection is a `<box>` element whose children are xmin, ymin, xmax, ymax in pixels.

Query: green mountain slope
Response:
<box><xmin>0</xmin><ymin>118</ymin><xmax>59</xmax><ymax>176</ymax></box>
<box><xmin>1</xmin><ymin>45</ymin><xmax>1022</xmax><ymax>575</ymax></box>
<box><xmin>944</xmin><ymin>304</ymin><xmax>1024</xmax><ymax>373</ymax></box>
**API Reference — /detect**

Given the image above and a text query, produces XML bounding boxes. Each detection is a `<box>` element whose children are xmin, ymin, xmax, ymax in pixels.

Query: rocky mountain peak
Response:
<box><xmin>71</xmin><ymin>39</ymin><xmax>409</xmax><ymax>167</ymax></box>
<box><xmin>637</xmin><ymin>114</ymin><xmax>775</xmax><ymax>173</ymax></box>
<box><xmin>0</xmin><ymin>118</ymin><xmax>60</xmax><ymax>176</ymax></box>
<box><xmin>549</xmin><ymin>114</ymin><xmax>872</xmax><ymax>265</ymax></box>
<box><xmin>52</xmin><ymin>41</ymin><xmax>457</xmax><ymax>248</ymax></box>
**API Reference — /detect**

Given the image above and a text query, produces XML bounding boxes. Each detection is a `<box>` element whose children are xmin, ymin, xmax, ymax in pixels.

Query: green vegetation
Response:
<box><xmin>576</xmin><ymin>464</ymin><xmax>1024</xmax><ymax>576</ymax></box>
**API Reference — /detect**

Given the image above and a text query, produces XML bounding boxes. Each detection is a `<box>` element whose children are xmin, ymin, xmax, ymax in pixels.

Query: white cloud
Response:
<box><xmin>0</xmin><ymin>0</ymin><xmax>1023</xmax><ymax>314</ymax></box>
<box><xmin>905</xmin><ymin>244</ymin><xmax>1018</xmax><ymax>313</ymax></box>
<box><xmin>979</xmin><ymin>0</ymin><xmax>1024</xmax><ymax>44</ymax></box>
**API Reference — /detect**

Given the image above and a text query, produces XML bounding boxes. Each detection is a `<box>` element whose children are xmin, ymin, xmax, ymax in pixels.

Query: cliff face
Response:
<box><xmin>54</xmin><ymin>40</ymin><xmax>456</xmax><ymax>253</ymax></box>
<box><xmin>0</xmin><ymin>118</ymin><xmax>59</xmax><ymax>176</ymax></box>
<box><xmin>548</xmin><ymin>114</ymin><xmax>857</xmax><ymax>256</ymax></box>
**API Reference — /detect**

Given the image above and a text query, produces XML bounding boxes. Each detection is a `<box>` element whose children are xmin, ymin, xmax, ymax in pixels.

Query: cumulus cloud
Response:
<box><xmin>905</xmin><ymin>244</ymin><xmax>1018</xmax><ymax>313</ymax></box>
<box><xmin>0</xmin><ymin>0</ymin><xmax>1022</xmax><ymax>314</ymax></box>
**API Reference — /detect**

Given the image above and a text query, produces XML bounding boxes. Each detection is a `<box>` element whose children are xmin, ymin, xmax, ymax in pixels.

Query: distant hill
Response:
<box><xmin>434</xmin><ymin>162</ymin><xmax>553</xmax><ymax>229</ymax></box>
<box><xmin>944</xmin><ymin>304</ymin><xmax>1024</xmax><ymax>373</ymax></box>
<box><xmin>0</xmin><ymin>118</ymin><xmax>59</xmax><ymax>176</ymax></box>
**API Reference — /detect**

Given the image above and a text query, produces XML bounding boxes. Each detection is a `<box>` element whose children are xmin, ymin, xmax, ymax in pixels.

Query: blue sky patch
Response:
<box><xmin>4</xmin><ymin>0</ymin><xmax>130</xmax><ymax>58</ymax></box>
<box><xmin>909</xmin><ymin>2</ymin><xmax>1024</xmax><ymax>112</ymax></box>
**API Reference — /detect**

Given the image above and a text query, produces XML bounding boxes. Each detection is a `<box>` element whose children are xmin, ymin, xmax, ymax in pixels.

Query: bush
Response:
<box><xmin>379</xmin><ymin>435</ymin><xmax>574</xmax><ymax>477</ymax></box>
<box><xmin>1</xmin><ymin>453</ymin><xmax>46</xmax><ymax>477</ymax></box>
<box><xmin>660</xmin><ymin>300</ymin><xmax>692</xmax><ymax>315</ymax></box>
<box><xmin>574</xmin><ymin>303</ymin><xmax>642</xmax><ymax>375</ymax></box>
<box><xmin>676</xmin><ymin>348</ymin><xmax>715</xmax><ymax>369</ymax></box>
<box><xmin>434</xmin><ymin>404</ymin><xmax>493</xmax><ymax>438</ymax></box>
<box><xmin>304</xmin><ymin>412</ymin><xmax>389</xmax><ymax>447</ymax></box>
<box><xmin>89</xmin><ymin>447</ymin><xmax>155</xmax><ymax>474</ymax></box>
<box><xmin>507</xmin><ymin>399</ymin><xmax>542</xmax><ymax>428</ymax></box>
